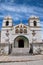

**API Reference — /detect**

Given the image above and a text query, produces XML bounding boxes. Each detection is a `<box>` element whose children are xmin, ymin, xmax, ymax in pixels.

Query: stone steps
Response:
<box><xmin>10</xmin><ymin>53</ymin><xmax>29</xmax><ymax>56</ymax></box>
<box><xmin>11</xmin><ymin>48</ymin><xmax>29</xmax><ymax>56</ymax></box>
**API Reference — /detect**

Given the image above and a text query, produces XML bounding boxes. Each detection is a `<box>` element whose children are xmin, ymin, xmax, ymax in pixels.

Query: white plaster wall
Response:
<box><xmin>30</xmin><ymin>22</ymin><xmax>33</xmax><ymax>26</ymax></box>
<box><xmin>9</xmin><ymin>26</ymin><xmax>30</xmax><ymax>44</ymax></box>
<box><xmin>1</xmin><ymin>28</ymin><xmax>12</xmax><ymax>43</ymax></box>
<box><xmin>35</xmin><ymin>31</ymin><xmax>42</xmax><ymax>42</ymax></box>
<box><xmin>9</xmin><ymin>34</ymin><xmax>29</xmax><ymax>43</ymax></box>
<box><xmin>1</xmin><ymin>26</ymin><xmax>42</xmax><ymax>44</ymax></box>
<box><xmin>30</xmin><ymin>30</ymin><xmax>42</xmax><ymax>43</ymax></box>
<box><xmin>4</xmin><ymin>46</ymin><xmax>9</xmax><ymax>55</ymax></box>
<box><xmin>1</xmin><ymin>30</ymin><xmax>6</xmax><ymax>43</ymax></box>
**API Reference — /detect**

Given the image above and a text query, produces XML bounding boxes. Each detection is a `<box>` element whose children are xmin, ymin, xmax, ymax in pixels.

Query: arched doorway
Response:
<box><xmin>14</xmin><ymin>36</ymin><xmax>29</xmax><ymax>48</ymax></box>
<box><xmin>18</xmin><ymin>39</ymin><xmax>24</xmax><ymax>48</ymax></box>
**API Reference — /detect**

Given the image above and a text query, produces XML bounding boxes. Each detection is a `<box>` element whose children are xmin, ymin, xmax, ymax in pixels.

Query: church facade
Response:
<box><xmin>0</xmin><ymin>16</ymin><xmax>43</xmax><ymax>55</ymax></box>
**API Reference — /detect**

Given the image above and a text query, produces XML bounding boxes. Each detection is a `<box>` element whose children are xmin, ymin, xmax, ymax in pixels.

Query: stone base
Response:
<box><xmin>33</xmin><ymin>43</ymin><xmax>43</xmax><ymax>55</ymax></box>
<box><xmin>0</xmin><ymin>44</ymin><xmax>9</xmax><ymax>55</ymax></box>
<box><xmin>0</xmin><ymin>43</ymin><xmax>43</xmax><ymax>56</ymax></box>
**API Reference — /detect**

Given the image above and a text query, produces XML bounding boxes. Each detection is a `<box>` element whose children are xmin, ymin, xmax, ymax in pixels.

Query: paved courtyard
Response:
<box><xmin>0</xmin><ymin>55</ymin><xmax>43</xmax><ymax>62</ymax></box>
<box><xmin>0</xmin><ymin>55</ymin><xmax>43</xmax><ymax>65</ymax></box>
<box><xmin>0</xmin><ymin>60</ymin><xmax>43</xmax><ymax>65</ymax></box>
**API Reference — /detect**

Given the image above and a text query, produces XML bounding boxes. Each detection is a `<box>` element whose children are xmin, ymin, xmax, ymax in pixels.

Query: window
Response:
<box><xmin>24</xmin><ymin>29</ymin><xmax>27</xmax><ymax>33</ymax></box>
<box><xmin>34</xmin><ymin>21</ymin><xmax>37</xmax><ymax>26</ymax></box>
<box><xmin>15</xmin><ymin>26</ymin><xmax>19</xmax><ymax>28</ymax></box>
<box><xmin>6</xmin><ymin>21</ymin><xmax>9</xmax><ymax>26</ymax></box>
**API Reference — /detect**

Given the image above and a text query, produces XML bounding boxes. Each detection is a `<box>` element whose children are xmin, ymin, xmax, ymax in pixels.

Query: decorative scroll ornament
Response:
<box><xmin>32</xmin><ymin>30</ymin><xmax>36</xmax><ymax>36</ymax></box>
<box><xmin>6</xmin><ymin>30</ymin><xmax>9</xmax><ymax>36</ymax></box>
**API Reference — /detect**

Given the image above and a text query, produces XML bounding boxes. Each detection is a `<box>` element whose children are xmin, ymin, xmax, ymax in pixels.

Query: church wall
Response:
<box><xmin>1</xmin><ymin>30</ymin><xmax>6</xmax><ymax>43</ymax></box>
<box><xmin>10</xmin><ymin>34</ymin><xmax>31</xmax><ymax>48</ymax></box>
<box><xmin>8</xmin><ymin>26</ymin><xmax>30</xmax><ymax>44</ymax></box>
<box><xmin>14</xmin><ymin>36</ymin><xmax>29</xmax><ymax>48</ymax></box>
<box><xmin>30</xmin><ymin>30</ymin><xmax>42</xmax><ymax>43</ymax></box>
<box><xmin>0</xmin><ymin>44</ymin><xmax>9</xmax><ymax>55</ymax></box>
<box><xmin>1</xmin><ymin>28</ymin><xmax>12</xmax><ymax>43</ymax></box>
<box><xmin>28</xmin><ymin>31</ymin><xmax>32</xmax><ymax>44</ymax></box>
<box><xmin>35</xmin><ymin>31</ymin><xmax>42</xmax><ymax>42</ymax></box>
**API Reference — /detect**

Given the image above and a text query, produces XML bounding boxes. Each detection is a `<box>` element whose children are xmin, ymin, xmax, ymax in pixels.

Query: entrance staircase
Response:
<box><xmin>11</xmin><ymin>48</ymin><xmax>29</xmax><ymax>56</ymax></box>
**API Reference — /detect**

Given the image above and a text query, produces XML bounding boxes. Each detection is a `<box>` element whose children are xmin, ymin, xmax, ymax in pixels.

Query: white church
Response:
<box><xmin>0</xmin><ymin>15</ymin><xmax>43</xmax><ymax>55</ymax></box>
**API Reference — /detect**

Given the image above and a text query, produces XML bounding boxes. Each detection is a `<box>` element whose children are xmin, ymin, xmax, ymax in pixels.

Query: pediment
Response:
<box><xmin>15</xmin><ymin>23</ymin><xmax>27</xmax><ymax>34</ymax></box>
<box><xmin>15</xmin><ymin>23</ymin><xmax>27</xmax><ymax>29</ymax></box>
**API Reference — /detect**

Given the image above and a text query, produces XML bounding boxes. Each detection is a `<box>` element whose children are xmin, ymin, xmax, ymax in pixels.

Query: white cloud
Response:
<box><xmin>1</xmin><ymin>3</ymin><xmax>43</xmax><ymax>22</ymax></box>
<box><xmin>1</xmin><ymin>4</ymin><xmax>38</xmax><ymax>14</ymax></box>
<box><xmin>0</xmin><ymin>4</ymin><xmax>38</xmax><ymax>21</ymax></box>
<box><xmin>0</xmin><ymin>3</ymin><xmax>43</xmax><ymax>21</ymax></box>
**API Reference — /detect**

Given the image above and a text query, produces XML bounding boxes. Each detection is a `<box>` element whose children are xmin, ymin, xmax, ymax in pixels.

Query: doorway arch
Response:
<box><xmin>14</xmin><ymin>36</ymin><xmax>29</xmax><ymax>48</ymax></box>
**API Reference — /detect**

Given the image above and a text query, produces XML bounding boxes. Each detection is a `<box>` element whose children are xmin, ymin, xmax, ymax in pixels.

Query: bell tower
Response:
<box><xmin>1</xmin><ymin>16</ymin><xmax>13</xmax><ymax>43</ymax></box>
<box><xmin>29</xmin><ymin>15</ymin><xmax>41</xmax><ymax>43</ymax></box>
<box><xmin>29</xmin><ymin>15</ymin><xmax>40</xmax><ymax>27</ymax></box>
<box><xmin>2</xmin><ymin>16</ymin><xmax>13</xmax><ymax>28</ymax></box>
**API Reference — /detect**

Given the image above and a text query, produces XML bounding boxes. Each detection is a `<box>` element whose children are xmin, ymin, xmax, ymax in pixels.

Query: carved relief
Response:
<box><xmin>24</xmin><ymin>29</ymin><xmax>27</xmax><ymax>33</ymax></box>
<box><xmin>15</xmin><ymin>24</ymin><xmax>27</xmax><ymax>34</ymax></box>
<box><xmin>15</xmin><ymin>29</ymin><xmax>19</xmax><ymax>33</ymax></box>
<box><xmin>15</xmin><ymin>26</ymin><xmax>19</xmax><ymax>28</ymax></box>
<box><xmin>23</xmin><ymin>25</ymin><xmax>27</xmax><ymax>28</ymax></box>
<box><xmin>32</xmin><ymin>30</ymin><xmax>36</xmax><ymax>36</ymax></box>
<box><xmin>20</xmin><ymin>29</ymin><xmax>23</xmax><ymax>33</ymax></box>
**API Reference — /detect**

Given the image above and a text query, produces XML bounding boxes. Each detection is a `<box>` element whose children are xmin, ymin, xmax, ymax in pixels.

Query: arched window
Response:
<box><xmin>6</xmin><ymin>21</ymin><xmax>9</xmax><ymax>26</ymax></box>
<box><xmin>34</xmin><ymin>21</ymin><xmax>37</xmax><ymax>26</ymax></box>
<box><xmin>15</xmin><ymin>26</ymin><xmax>19</xmax><ymax>28</ymax></box>
<box><xmin>24</xmin><ymin>29</ymin><xmax>27</xmax><ymax>33</ymax></box>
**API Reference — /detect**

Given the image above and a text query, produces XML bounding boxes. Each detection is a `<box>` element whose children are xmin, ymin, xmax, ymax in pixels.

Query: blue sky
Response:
<box><xmin>0</xmin><ymin>0</ymin><xmax>43</xmax><ymax>39</ymax></box>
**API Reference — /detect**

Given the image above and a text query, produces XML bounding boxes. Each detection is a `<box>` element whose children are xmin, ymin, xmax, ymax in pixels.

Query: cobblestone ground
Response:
<box><xmin>0</xmin><ymin>60</ymin><xmax>43</xmax><ymax>65</ymax></box>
